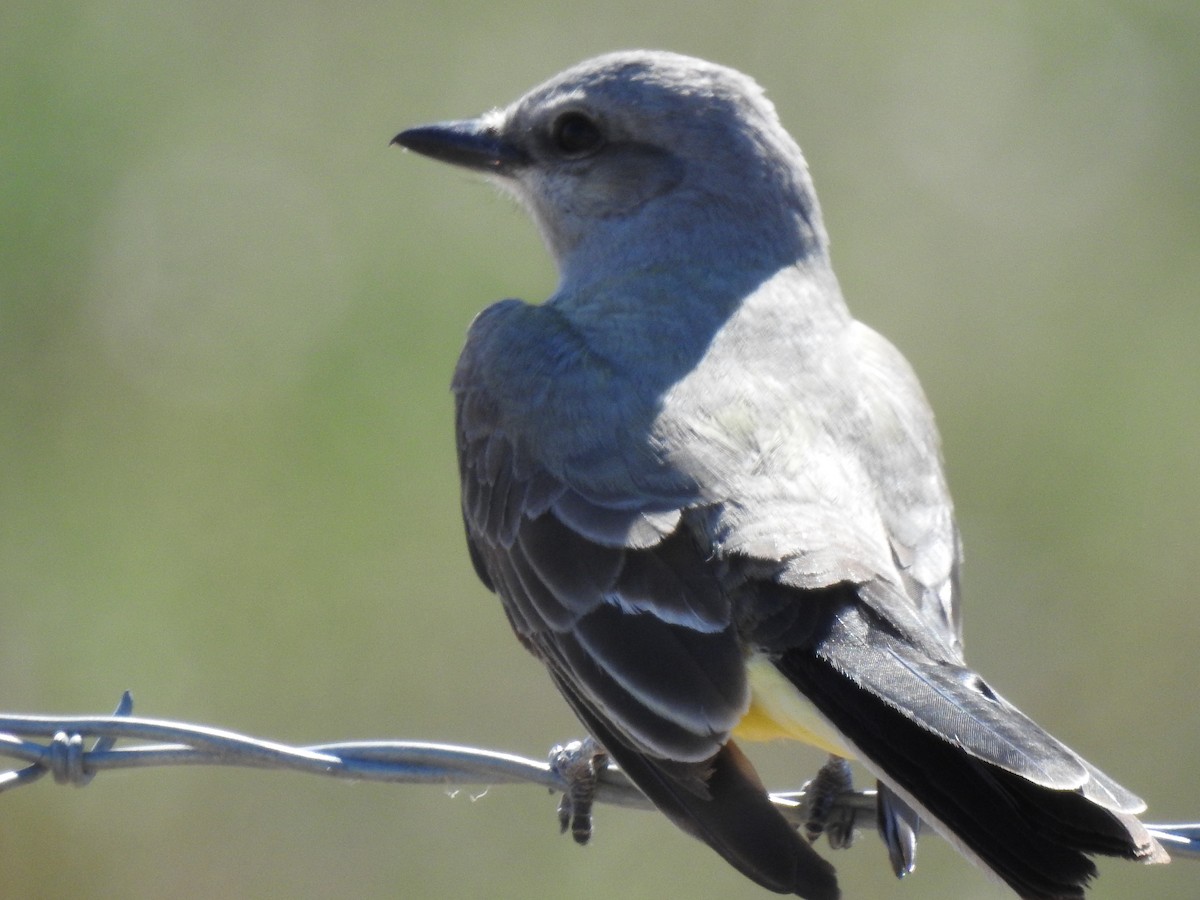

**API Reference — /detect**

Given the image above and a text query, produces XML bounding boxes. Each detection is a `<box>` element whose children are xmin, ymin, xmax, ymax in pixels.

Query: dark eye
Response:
<box><xmin>550</xmin><ymin>112</ymin><xmax>604</xmax><ymax>157</ymax></box>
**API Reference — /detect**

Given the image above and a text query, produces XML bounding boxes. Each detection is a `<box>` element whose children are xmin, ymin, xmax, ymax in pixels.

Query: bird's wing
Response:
<box><xmin>454</xmin><ymin>298</ymin><xmax>839</xmax><ymax>899</ymax></box>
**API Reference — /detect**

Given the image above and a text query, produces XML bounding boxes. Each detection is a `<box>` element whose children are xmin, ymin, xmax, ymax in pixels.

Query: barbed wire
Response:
<box><xmin>1</xmin><ymin>692</ymin><xmax>1196</xmax><ymax>862</ymax></box>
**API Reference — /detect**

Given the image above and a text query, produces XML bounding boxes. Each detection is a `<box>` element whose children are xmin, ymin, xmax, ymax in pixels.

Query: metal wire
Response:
<box><xmin>0</xmin><ymin>692</ymin><xmax>1195</xmax><ymax>861</ymax></box>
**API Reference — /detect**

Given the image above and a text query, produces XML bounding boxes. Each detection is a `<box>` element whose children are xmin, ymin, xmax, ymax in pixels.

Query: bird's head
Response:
<box><xmin>394</xmin><ymin>51</ymin><xmax>829</xmax><ymax>287</ymax></box>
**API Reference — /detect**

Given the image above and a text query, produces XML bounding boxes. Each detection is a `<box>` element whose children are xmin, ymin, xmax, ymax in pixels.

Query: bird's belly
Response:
<box><xmin>733</xmin><ymin>654</ymin><xmax>855</xmax><ymax>759</ymax></box>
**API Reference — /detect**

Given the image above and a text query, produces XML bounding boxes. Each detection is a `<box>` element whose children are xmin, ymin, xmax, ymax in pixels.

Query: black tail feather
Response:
<box><xmin>779</xmin><ymin>647</ymin><xmax>1163</xmax><ymax>900</ymax></box>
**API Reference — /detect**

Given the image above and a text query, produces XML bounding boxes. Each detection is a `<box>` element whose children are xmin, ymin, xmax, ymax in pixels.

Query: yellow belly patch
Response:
<box><xmin>733</xmin><ymin>655</ymin><xmax>855</xmax><ymax>759</ymax></box>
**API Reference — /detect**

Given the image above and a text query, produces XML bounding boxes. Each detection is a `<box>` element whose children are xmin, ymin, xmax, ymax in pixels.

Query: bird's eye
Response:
<box><xmin>550</xmin><ymin>112</ymin><xmax>604</xmax><ymax>157</ymax></box>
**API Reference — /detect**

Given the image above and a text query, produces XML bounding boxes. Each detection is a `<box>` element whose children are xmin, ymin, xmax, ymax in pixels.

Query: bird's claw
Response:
<box><xmin>802</xmin><ymin>755</ymin><xmax>857</xmax><ymax>850</ymax></box>
<box><xmin>549</xmin><ymin>737</ymin><xmax>609</xmax><ymax>845</ymax></box>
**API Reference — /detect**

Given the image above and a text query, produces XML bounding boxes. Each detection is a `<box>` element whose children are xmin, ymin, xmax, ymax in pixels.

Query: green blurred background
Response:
<box><xmin>2</xmin><ymin>2</ymin><xmax>1197</xmax><ymax>898</ymax></box>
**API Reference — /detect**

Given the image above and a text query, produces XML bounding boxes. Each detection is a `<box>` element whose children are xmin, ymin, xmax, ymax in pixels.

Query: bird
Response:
<box><xmin>391</xmin><ymin>50</ymin><xmax>1168</xmax><ymax>899</ymax></box>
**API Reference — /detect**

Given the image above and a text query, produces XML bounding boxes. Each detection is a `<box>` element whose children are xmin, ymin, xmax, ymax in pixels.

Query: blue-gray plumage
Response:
<box><xmin>393</xmin><ymin>51</ymin><xmax>1167</xmax><ymax>899</ymax></box>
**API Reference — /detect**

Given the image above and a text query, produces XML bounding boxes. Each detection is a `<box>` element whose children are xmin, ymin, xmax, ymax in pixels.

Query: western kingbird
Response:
<box><xmin>392</xmin><ymin>51</ymin><xmax>1168</xmax><ymax>899</ymax></box>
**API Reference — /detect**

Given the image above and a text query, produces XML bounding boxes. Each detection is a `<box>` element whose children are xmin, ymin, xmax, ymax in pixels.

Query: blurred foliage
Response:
<box><xmin>1</xmin><ymin>2</ymin><xmax>1197</xmax><ymax>898</ymax></box>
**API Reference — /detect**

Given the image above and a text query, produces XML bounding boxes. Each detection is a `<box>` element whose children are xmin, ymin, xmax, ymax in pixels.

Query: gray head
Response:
<box><xmin>395</xmin><ymin>51</ymin><xmax>829</xmax><ymax>288</ymax></box>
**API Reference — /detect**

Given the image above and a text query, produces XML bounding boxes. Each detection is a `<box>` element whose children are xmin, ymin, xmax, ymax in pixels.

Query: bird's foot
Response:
<box><xmin>802</xmin><ymin>755</ymin><xmax>856</xmax><ymax>850</ymax></box>
<box><xmin>548</xmin><ymin>737</ymin><xmax>609</xmax><ymax>845</ymax></box>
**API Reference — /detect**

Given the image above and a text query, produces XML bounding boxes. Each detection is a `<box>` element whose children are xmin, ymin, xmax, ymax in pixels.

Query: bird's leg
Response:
<box><xmin>802</xmin><ymin>755</ymin><xmax>856</xmax><ymax>850</ymax></box>
<box><xmin>548</xmin><ymin>737</ymin><xmax>609</xmax><ymax>845</ymax></box>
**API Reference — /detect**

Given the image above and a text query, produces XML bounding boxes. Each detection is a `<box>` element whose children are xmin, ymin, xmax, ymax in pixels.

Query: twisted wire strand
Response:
<box><xmin>0</xmin><ymin>693</ymin><xmax>1194</xmax><ymax>859</ymax></box>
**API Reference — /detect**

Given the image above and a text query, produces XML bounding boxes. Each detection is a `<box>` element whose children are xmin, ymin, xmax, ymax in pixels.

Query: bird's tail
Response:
<box><xmin>777</xmin><ymin>602</ymin><xmax>1168</xmax><ymax>900</ymax></box>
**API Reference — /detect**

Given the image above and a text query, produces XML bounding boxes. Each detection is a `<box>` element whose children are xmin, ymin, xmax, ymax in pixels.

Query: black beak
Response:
<box><xmin>391</xmin><ymin>118</ymin><xmax>526</xmax><ymax>173</ymax></box>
